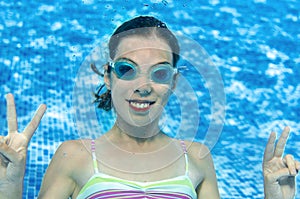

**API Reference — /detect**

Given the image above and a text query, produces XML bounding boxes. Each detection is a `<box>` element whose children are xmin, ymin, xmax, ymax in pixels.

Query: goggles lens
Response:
<box><xmin>110</xmin><ymin>61</ymin><xmax>177</xmax><ymax>84</ymax></box>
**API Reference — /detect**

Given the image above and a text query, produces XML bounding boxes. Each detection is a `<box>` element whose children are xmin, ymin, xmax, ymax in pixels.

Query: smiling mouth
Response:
<box><xmin>127</xmin><ymin>100</ymin><xmax>155</xmax><ymax>111</ymax></box>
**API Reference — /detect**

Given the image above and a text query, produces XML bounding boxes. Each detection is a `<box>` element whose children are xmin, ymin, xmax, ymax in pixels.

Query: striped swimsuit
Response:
<box><xmin>76</xmin><ymin>140</ymin><xmax>197</xmax><ymax>199</ymax></box>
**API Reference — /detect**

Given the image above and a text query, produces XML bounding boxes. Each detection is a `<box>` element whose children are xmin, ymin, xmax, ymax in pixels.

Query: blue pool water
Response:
<box><xmin>0</xmin><ymin>0</ymin><xmax>299</xmax><ymax>198</ymax></box>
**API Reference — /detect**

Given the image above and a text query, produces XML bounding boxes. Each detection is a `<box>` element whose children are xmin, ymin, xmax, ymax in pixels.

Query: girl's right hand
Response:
<box><xmin>0</xmin><ymin>93</ymin><xmax>46</xmax><ymax>199</ymax></box>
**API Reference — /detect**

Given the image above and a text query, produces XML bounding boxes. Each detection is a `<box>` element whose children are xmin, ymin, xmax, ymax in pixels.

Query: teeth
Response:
<box><xmin>130</xmin><ymin>102</ymin><xmax>150</xmax><ymax>109</ymax></box>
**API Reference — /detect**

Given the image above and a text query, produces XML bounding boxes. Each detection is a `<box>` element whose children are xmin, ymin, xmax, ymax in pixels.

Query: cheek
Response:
<box><xmin>110</xmin><ymin>78</ymin><xmax>134</xmax><ymax>102</ymax></box>
<box><xmin>111</xmin><ymin>86</ymin><xmax>130</xmax><ymax>115</ymax></box>
<box><xmin>156</xmin><ymin>85</ymin><xmax>173</xmax><ymax>103</ymax></box>
<box><xmin>110</xmin><ymin>74</ymin><xmax>131</xmax><ymax>92</ymax></box>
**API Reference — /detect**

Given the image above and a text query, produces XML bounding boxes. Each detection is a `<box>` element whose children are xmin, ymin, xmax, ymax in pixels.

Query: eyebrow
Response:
<box><xmin>115</xmin><ymin>57</ymin><xmax>137</xmax><ymax>66</ymax></box>
<box><xmin>115</xmin><ymin>57</ymin><xmax>172</xmax><ymax>67</ymax></box>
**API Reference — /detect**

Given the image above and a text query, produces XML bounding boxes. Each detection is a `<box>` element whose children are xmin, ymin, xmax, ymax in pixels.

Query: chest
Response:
<box><xmin>73</xmin><ymin>150</ymin><xmax>203</xmax><ymax>192</ymax></box>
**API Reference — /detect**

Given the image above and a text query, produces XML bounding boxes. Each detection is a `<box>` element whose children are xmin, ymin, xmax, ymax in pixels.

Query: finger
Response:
<box><xmin>283</xmin><ymin>158</ymin><xmax>300</xmax><ymax>172</ymax></box>
<box><xmin>6</xmin><ymin>93</ymin><xmax>18</xmax><ymax>134</ymax></box>
<box><xmin>0</xmin><ymin>136</ymin><xmax>8</xmax><ymax>144</ymax></box>
<box><xmin>284</xmin><ymin>154</ymin><xmax>297</xmax><ymax>175</ymax></box>
<box><xmin>263</xmin><ymin>131</ymin><xmax>276</xmax><ymax>163</ymax></box>
<box><xmin>291</xmin><ymin>160</ymin><xmax>300</xmax><ymax>172</ymax></box>
<box><xmin>265</xmin><ymin>167</ymin><xmax>291</xmax><ymax>183</ymax></box>
<box><xmin>274</xmin><ymin>126</ymin><xmax>290</xmax><ymax>157</ymax></box>
<box><xmin>0</xmin><ymin>142</ymin><xmax>20</xmax><ymax>163</ymax></box>
<box><xmin>23</xmin><ymin>104</ymin><xmax>47</xmax><ymax>141</ymax></box>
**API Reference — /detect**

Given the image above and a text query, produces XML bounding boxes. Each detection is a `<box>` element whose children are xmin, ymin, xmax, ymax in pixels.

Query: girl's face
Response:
<box><xmin>105</xmin><ymin>35</ymin><xmax>177</xmax><ymax>127</ymax></box>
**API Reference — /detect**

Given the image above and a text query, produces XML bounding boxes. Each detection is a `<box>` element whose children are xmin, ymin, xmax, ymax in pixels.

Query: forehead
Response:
<box><xmin>114</xmin><ymin>36</ymin><xmax>173</xmax><ymax>65</ymax></box>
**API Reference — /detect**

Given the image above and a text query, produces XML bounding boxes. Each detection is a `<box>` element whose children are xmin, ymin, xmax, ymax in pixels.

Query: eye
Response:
<box><xmin>115</xmin><ymin>62</ymin><xmax>136</xmax><ymax>79</ymax></box>
<box><xmin>152</xmin><ymin>66</ymin><xmax>173</xmax><ymax>83</ymax></box>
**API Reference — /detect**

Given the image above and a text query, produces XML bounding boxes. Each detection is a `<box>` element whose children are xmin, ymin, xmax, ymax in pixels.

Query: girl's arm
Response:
<box><xmin>38</xmin><ymin>141</ymin><xmax>79</xmax><ymax>199</ymax></box>
<box><xmin>191</xmin><ymin>142</ymin><xmax>220</xmax><ymax>199</ymax></box>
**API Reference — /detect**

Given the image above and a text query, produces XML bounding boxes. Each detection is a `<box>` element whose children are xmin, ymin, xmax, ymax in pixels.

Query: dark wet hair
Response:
<box><xmin>94</xmin><ymin>16</ymin><xmax>180</xmax><ymax>111</ymax></box>
<box><xmin>109</xmin><ymin>16</ymin><xmax>180</xmax><ymax>66</ymax></box>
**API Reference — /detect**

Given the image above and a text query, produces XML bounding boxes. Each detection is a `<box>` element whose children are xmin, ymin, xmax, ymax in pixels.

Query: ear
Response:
<box><xmin>171</xmin><ymin>72</ymin><xmax>179</xmax><ymax>91</ymax></box>
<box><xmin>103</xmin><ymin>63</ymin><xmax>111</xmax><ymax>90</ymax></box>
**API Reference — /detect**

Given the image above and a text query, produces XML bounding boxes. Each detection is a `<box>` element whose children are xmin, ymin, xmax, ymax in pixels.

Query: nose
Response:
<box><xmin>135</xmin><ymin>87</ymin><xmax>152</xmax><ymax>97</ymax></box>
<box><xmin>134</xmin><ymin>77</ymin><xmax>152</xmax><ymax>97</ymax></box>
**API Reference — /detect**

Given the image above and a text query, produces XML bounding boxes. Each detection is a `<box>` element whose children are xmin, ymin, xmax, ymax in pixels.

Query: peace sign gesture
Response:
<box><xmin>263</xmin><ymin>126</ymin><xmax>299</xmax><ymax>199</ymax></box>
<box><xmin>0</xmin><ymin>93</ymin><xmax>46</xmax><ymax>199</ymax></box>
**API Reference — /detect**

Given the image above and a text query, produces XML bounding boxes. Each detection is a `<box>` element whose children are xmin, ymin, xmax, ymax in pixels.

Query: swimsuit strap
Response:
<box><xmin>91</xmin><ymin>140</ymin><xmax>99</xmax><ymax>174</ymax></box>
<box><xmin>180</xmin><ymin>140</ymin><xmax>189</xmax><ymax>176</ymax></box>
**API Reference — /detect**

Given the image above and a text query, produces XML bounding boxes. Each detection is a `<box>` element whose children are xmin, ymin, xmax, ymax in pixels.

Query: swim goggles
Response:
<box><xmin>108</xmin><ymin>59</ymin><xmax>177</xmax><ymax>84</ymax></box>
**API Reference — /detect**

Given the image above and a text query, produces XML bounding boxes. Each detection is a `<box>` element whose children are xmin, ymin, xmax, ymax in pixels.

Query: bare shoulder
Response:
<box><xmin>39</xmin><ymin>139</ymin><xmax>93</xmax><ymax>198</ymax></box>
<box><xmin>181</xmin><ymin>140</ymin><xmax>218</xmax><ymax>193</ymax></box>
<box><xmin>183</xmin><ymin>140</ymin><xmax>213</xmax><ymax>167</ymax></box>
<box><xmin>184</xmin><ymin>140</ymin><xmax>211</xmax><ymax>158</ymax></box>
<box><xmin>56</xmin><ymin>140</ymin><xmax>88</xmax><ymax>153</ymax></box>
<box><xmin>51</xmin><ymin>139</ymin><xmax>92</xmax><ymax>166</ymax></box>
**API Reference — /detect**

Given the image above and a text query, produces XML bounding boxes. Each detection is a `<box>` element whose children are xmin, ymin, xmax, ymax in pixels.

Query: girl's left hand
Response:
<box><xmin>263</xmin><ymin>126</ymin><xmax>299</xmax><ymax>199</ymax></box>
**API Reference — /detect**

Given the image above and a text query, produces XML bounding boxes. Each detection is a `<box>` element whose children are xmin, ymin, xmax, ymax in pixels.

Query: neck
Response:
<box><xmin>108</xmin><ymin>123</ymin><xmax>169</xmax><ymax>153</ymax></box>
<box><xmin>115</xmin><ymin>116</ymin><xmax>161</xmax><ymax>141</ymax></box>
